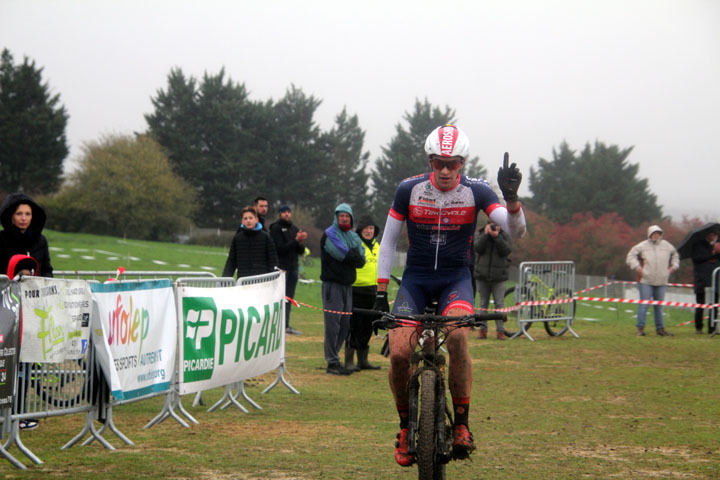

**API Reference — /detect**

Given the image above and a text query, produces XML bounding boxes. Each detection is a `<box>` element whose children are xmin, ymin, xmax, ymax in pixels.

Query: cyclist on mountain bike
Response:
<box><xmin>372</xmin><ymin>124</ymin><xmax>527</xmax><ymax>466</ymax></box>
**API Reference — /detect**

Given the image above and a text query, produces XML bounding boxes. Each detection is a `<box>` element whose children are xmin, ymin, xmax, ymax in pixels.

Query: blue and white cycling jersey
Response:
<box><xmin>377</xmin><ymin>172</ymin><xmax>525</xmax><ymax>285</ymax></box>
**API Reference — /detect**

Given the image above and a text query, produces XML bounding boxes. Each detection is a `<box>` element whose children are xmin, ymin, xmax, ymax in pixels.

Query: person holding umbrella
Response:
<box><xmin>677</xmin><ymin>223</ymin><xmax>720</xmax><ymax>334</ymax></box>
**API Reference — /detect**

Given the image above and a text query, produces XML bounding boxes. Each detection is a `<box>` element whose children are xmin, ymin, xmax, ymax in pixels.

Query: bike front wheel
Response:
<box><xmin>417</xmin><ymin>369</ymin><xmax>445</xmax><ymax>480</ymax></box>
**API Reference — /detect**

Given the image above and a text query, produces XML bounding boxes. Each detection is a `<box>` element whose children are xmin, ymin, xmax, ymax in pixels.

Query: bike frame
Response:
<box><xmin>354</xmin><ymin>308</ymin><xmax>506</xmax><ymax>478</ymax></box>
<box><xmin>406</xmin><ymin>319</ymin><xmax>451</xmax><ymax>463</ymax></box>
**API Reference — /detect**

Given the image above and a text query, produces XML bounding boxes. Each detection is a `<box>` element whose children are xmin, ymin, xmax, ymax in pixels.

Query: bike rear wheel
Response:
<box><xmin>417</xmin><ymin>369</ymin><xmax>445</xmax><ymax>480</ymax></box>
<box><xmin>542</xmin><ymin>288</ymin><xmax>575</xmax><ymax>337</ymax></box>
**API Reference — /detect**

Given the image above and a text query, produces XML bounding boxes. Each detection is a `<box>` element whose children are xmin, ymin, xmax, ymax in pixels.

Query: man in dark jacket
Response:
<box><xmin>269</xmin><ymin>205</ymin><xmax>308</xmax><ymax>336</ymax></box>
<box><xmin>0</xmin><ymin>192</ymin><xmax>54</xmax><ymax>278</ymax></box>
<box><xmin>320</xmin><ymin>203</ymin><xmax>365</xmax><ymax>375</ymax></box>
<box><xmin>473</xmin><ymin>220</ymin><xmax>512</xmax><ymax>339</ymax></box>
<box><xmin>692</xmin><ymin>229</ymin><xmax>720</xmax><ymax>334</ymax></box>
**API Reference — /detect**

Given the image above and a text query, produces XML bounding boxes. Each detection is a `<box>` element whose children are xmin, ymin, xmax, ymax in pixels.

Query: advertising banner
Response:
<box><xmin>177</xmin><ymin>275</ymin><xmax>285</xmax><ymax>395</ymax></box>
<box><xmin>19</xmin><ymin>277</ymin><xmax>92</xmax><ymax>363</ymax></box>
<box><xmin>91</xmin><ymin>280</ymin><xmax>177</xmax><ymax>400</ymax></box>
<box><xmin>0</xmin><ymin>280</ymin><xmax>20</xmax><ymax>407</ymax></box>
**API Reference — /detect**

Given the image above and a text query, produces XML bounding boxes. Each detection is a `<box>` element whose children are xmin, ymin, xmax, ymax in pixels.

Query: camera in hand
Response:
<box><xmin>490</xmin><ymin>224</ymin><xmax>497</xmax><ymax>232</ymax></box>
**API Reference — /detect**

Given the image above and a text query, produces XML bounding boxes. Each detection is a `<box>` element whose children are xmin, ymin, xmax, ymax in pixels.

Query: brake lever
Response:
<box><xmin>372</xmin><ymin>313</ymin><xmax>400</xmax><ymax>331</ymax></box>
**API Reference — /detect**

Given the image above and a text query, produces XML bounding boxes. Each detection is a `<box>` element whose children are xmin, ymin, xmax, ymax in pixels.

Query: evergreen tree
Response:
<box><xmin>528</xmin><ymin>141</ymin><xmax>663</xmax><ymax>226</ymax></box>
<box><xmin>145</xmin><ymin>68</ymin><xmax>260</xmax><ymax>228</ymax></box>
<box><xmin>0</xmin><ymin>48</ymin><xmax>68</xmax><ymax>194</ymax></box>
<box><xmin>316</xmin><ymin>107</ymin><xmax>371</xmax><ymax>224</ymax></box>
<box><xmin>256</xmin><ymin>85</ymin><xmax>325</xmax><ymax>215</ymax></box>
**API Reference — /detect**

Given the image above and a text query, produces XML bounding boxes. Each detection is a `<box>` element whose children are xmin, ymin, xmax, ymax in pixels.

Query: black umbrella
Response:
<box><xmin>676</xmin><ymin>222</ymin><xmax>720</xmax><ymax>260</ymax></box>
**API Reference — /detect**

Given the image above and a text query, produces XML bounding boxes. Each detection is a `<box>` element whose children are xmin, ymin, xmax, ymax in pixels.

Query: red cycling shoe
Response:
<box><xmin>394</xmin><ymin>428</ymin><xmax>416</xmax><ymax>467</ymax></box>
<box><xmin>452</xmin><ymin>424</ymin><xmax>475</xmax><ymax>459</ymax></box>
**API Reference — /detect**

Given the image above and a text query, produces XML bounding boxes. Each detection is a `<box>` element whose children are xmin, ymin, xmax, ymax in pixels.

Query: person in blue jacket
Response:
<box><xmin>320</xmin><ymin>203</ymin><xmax>365</xmax><ymax>375</ymax></box>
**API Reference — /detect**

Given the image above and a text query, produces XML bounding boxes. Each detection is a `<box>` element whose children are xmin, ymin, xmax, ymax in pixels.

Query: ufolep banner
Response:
<box><xmin>0</xmin><ymin>281</ymin><xmax>20</xmax><ymax>407</ymax></box>
<box><xmin>177</xmin><ymin>274</ymin><xmax>285</xmax><ymax>395</ymax></box>
<box><xmin>91</xmin><ymin>279</ymin><xmax>177</xmax><ymax>400</ymax></box>
<box><xmin>19</xmin><ymin>277</ymin><xmax>92</xmax><ymax>363</ymax></box>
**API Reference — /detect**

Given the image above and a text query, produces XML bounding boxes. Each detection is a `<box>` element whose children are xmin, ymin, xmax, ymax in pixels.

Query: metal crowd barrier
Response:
<box><xmin>185</xmin><ymin>271</ymin><xmax>299</xmax><ymax>413</ymax></box>
<box><xmin>512</xmin><ymin>261</ymin><xmax>578</xmax><ymax>341</ymax></box>
<box><xmin>711</xmin><ymin>267</ymin><xmax>719</xmax><ymax>337</ymax></box>
<box><xmin>1</xmin><ymin>275</ymin><xmax>106</xmax><ymax>470</ymax></box>
<box><xmin>238</xmin><ymin>271</ymin><xmax>299</xmax><ymax>396</ymax></box>
<box><xmin>53</xmin><ymin>271</ymin><xmax>217</xmax><ymax>449</ymax></box>
<box><xmin>1</xmin><ymin>269</ymin><xmax>298</xmax><ymax>469</ymax></box>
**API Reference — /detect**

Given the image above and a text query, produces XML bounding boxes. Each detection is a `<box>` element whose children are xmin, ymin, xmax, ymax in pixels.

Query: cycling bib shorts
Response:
<box><xmin>392</xmin><ymin>265</ymin><xmax>474</xmax><ymax>316</ymax></box>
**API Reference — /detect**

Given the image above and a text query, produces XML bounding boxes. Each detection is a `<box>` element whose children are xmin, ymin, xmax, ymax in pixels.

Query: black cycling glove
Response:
<box><xmin>497</xmin><ymin>152</ymin><xmax>522</xmax><ymax>203</ymax></box>
<box><xmin>373</xmin><ymin>290</ymin><xmax>390</xmax><ymax>313</ymax></box>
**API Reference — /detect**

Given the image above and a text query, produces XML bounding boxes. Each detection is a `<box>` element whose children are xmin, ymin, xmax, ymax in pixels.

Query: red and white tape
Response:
<box><xmin>574</xmin><ymin>280</ymin><xmax>695</xmax><ymax>295</ymax></box>
<box><xmin>575</xmin><ymin>296</ymin><xmax>718</xmax><ymax>309</ymax></box>
<box><xmin>285</xmin><ymin>290</ymin><xmax>719</xmax><ymax>317</ymax></box>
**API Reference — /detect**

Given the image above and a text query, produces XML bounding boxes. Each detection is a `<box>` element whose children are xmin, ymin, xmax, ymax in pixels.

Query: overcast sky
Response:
<box><xmin>2</xmin><ymin>0</ymin><xmax>719</xmax><ymax>221</ymax></box>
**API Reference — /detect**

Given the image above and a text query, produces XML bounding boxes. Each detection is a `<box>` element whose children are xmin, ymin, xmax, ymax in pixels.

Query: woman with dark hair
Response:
<box><xmin>222</xmin><ymin>206</ymin><xmax>278</xmax><ymax>279</ymax></box>
<box><xmin>0</xmin><ymin>193</ymin><xmax>54</xmax><ymax>430</ymax></box>
<box><xmin>0</xmin><ymin>192</ymin><xmax>53</xmax><ymax>278</ymax></box>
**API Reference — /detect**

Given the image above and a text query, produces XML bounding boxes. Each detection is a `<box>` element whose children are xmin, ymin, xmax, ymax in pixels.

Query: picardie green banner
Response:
<box><xmin>176</xmin><ymin>274</ymin><xmax>285</xmax><ymax>395</ymax></box>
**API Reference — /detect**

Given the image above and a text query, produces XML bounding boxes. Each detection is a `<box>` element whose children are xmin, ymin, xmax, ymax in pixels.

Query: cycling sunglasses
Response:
<box><xmin>430</xmin><ymin>158</ymin><xmax>464</xmax><ymax>171</ymax></box>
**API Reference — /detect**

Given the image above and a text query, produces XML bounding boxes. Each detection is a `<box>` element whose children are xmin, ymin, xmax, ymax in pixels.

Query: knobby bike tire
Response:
<box><xmin>417</xmin><ymin>369</ymin><xmax>445</xmax><ymax>480</ymax></box>
<box><xmin>543</xmin><ymin>288</ymin><xmax>576</xmax><ymax>337</ymax></box>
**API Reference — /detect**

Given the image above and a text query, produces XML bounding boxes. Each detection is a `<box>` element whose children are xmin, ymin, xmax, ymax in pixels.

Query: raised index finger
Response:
<box><xmin>503</xmin><ymin>152</ymin><xmax>509</xmax><ymax>169</ymax></box>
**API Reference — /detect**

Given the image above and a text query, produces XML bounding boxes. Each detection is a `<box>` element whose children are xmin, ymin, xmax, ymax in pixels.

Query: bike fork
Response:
<box><xmin>407</xmin><ymin>373</ymin><xmax>420</xmax><ymax>455</ymax></box>
<box><xmin>434</xmin><ymin>361</ymin><xmax>452</xmax><ymax>464</ymax></box>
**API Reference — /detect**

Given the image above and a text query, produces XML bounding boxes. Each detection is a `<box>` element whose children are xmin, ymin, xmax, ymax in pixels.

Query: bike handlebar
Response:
<box><xmin>353</xmin><ymin>308</ymin><xmax>507</xmax><ymax>331</ymax></box>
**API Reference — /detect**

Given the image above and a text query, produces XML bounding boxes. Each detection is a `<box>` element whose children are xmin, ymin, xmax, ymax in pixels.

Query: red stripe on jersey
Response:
<box><xmin>388</xmin><ymin>208</ymin><xmax>405</xmax><ymax>221</ymax></box>
<box><xmin>408</xmin><ymin>205</ymin><xmax>476</xmax><ymax>225</ymax></box>
<box><xmin>485</xmin><ymin>202</ymin><xmax>503</xmax><ymax>216</ymax></box>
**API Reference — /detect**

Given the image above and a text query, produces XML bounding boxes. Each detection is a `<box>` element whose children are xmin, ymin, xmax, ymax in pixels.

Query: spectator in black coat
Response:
<box><xmin>223</xmin><ymin>206</ymin><xmax>278</xmax><ymax>279</ymax></box>
<box><xmin>0</xmin><ymin>192</ymin><xmax>54</xmax><ymax>277</ymax></box>
<box><xmin>0</xmin><ymin>192</ymin><xmax>53</xmax><ymax>431</ymax></box>
<box><xmin>269</xmin><ymin>205</ymin><xmax>307</xmax><ymax>335</ymax></box>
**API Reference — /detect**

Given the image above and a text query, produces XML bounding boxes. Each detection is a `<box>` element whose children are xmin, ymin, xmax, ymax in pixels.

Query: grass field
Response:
<box><xmin>2</xmin><ymin>232</ymin><xmax>719</xmax><ymax>479</ymax></box>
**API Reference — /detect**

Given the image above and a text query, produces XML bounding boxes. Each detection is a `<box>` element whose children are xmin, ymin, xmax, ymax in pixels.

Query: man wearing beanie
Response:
<box><xmin>320</xmin><ymin>203</ymin><xmax>366</xmax><ymax>375</ymax></box>
<box><xmin>269</xmin><ymin>205</ymin><xmax>308</xmax><ymax>336</ymax></box>
<box><xmin>626</xmin><ymin>225</ymin><xmax>680</xmax><ymax>336</ymax></box>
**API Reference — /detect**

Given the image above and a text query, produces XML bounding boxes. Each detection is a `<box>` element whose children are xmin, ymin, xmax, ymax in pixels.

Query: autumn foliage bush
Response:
<box><xmin>512</xmin><ymin>209</ymin><xmax>704</xmax><ymax>283</ymax></box>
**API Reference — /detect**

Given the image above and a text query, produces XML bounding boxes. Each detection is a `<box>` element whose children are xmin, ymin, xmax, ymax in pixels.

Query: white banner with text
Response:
<box><xmin>176</xmin><ymin>275</ymin><xmax>285</xmax><ymax>395</ymax></box>
<box><xmin>19</xmin><ymin>277</ymin><xmax>92</xmax><ymax>363</ymax></box>
<box><xmin>91</xmin><ymin>280</ymin><xmax>177</xmax><ymax>400</ymax></box>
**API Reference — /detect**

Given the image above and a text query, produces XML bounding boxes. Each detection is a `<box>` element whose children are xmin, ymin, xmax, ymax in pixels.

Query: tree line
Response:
<box><xmin>2</xmin><ymin>48</ymin><xmax>689</xmax><ymax>279</ymax></box>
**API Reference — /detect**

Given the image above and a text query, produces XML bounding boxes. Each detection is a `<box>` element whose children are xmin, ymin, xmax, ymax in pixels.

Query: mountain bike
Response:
<box><xmin>505</xmin><ymin>269</ymin><xmax>575</xmax><ymax>337</ymax></box>
<box><xmin>355</xmin><ymin>307</ymin><xmax>506</xmax><ymax>480</ymax></box>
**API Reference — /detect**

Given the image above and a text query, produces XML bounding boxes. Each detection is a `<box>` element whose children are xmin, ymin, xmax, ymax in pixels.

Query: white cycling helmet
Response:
<box><xmin>424</xmin><ymin>124</ymin><xmax>470</xmax><ymax>159</ymax></box>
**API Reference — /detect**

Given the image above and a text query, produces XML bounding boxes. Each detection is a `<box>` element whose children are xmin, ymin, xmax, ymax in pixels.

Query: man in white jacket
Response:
<box><xmin>626</xmin><ymin>225</ymin><xmax>679</xmax><ymax>336</ymax></box>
